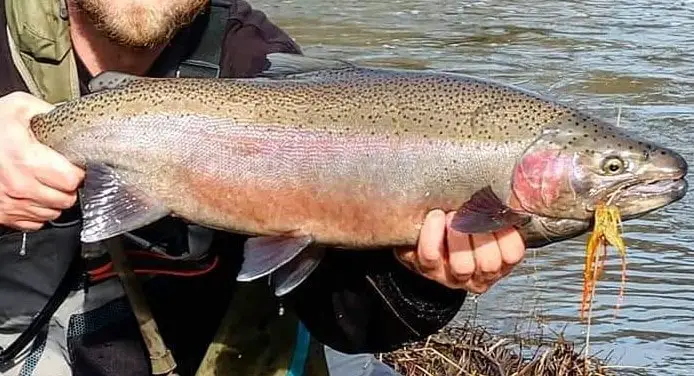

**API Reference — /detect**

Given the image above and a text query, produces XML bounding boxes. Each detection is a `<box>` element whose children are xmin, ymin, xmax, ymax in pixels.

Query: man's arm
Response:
<box><xmin>284</xmin><ymin>218</ymin><xmax>524</xmax><ymax>354</ymax></box>
<box><xmin>284</xmin><ymin>249</ymin><xmax>468</xmax><ymax>354</ymax></box>
<box><xmin>218</xmin><ymin>1</ymin><xmax>525</xmax><ymax>354</ymax></box>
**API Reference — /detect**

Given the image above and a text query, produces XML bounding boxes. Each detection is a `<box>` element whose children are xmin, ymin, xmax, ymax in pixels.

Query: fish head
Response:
<box><xmin>511</xmin><ymin>111</ymin><xmax>688</xmax><ymax>225</ymax></box>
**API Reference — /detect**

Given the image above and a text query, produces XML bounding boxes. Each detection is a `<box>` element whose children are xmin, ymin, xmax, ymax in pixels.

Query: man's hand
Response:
<box><xmin>395</xmin><ymin>209</ymin><xmax>525</xmax><ymax>294</ymax></box>
<box><xmin>0</xmin><ymin>92</ymin><xmax>84</xmax><ymax>231</ymax></box>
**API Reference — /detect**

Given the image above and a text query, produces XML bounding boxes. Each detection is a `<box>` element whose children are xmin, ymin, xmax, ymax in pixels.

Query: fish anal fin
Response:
<box><xmin>272</xmin><ymin>245</ymin><xmax>326</xmax><ymax>296</ymax></box>
<box><xmin>236</xmin><ymin>234</ymin><xmax>314</xmax><ymax>282</ymax></box>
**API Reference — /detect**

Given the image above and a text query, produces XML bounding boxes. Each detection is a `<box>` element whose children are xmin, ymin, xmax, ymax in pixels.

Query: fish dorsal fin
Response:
<box><xmin>88</xmin><ymin>71</ymin><xmax>143</xmax><ymax>93</ymax></box>
<box><xmin>260</xmin><ymin>52</ymin><xmax>355</xmax><ymax>78</ymax></box>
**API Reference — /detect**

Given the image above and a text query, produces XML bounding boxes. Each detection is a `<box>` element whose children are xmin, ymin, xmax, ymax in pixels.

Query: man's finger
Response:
<box><xmin>30</xmin><ymin>144</ymin><xmax>84</xmax><ymax>193</ymax></box>
<box><xmin>393</xmin><ymin>247</ymin><xmax>418</xmax><ymax>271</ymax></box>
<box><xmin>3</xmin><ymin>91</ymin><xmax>56</xmax><ymax>122</ymax></box>
<box><xmin>499</xmin><ymin>262</ymin><xmax>516</xmax><ymax>278</ymax></box>
<box><xmin>28</xmin><ymin>182</ymin><xmax>78</xmax><ymax>210</ymax></box>
<box><xmin>0</xmin><ymin>197</ymin><xmax>62</xmax><ymax>221</ymax></box>
<box><xmin>470</xmin><ymin>232</ymin><xmax>503</xmax><ymax>276</ymax></box>
<box><xmin>445</xmin><ymin>212</ymin><xmax>476</xmax><ymax>281</ymax></box>
<box><xmin>25</xmin><ymin>204</ymin><xmax>63</xmax><ymax>222</ymax></box>
<box><xmin>12</xmin><ymin>220</ymin><xmax>44</xmax><ymax>231</ymax></box>
<box><xmin>496</xmin><ymin>227</ymin><xmax>526</xmax><ymax>266</ymax></box>
<box><xmin>463</xmin><ymin>279</ymin><xmax>490</xmax><ymax>295</ymax></box>
<box><xmin>416</xmin><ymin>209</ymin><xmax>446</xmax><ymax>272</ymax></box>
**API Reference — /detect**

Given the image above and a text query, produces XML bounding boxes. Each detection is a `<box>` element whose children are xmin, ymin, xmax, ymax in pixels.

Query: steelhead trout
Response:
<box><xmin>29</xmin><ymin>53</ymin><xmax>688</xmax><ymax>295</ymax></box>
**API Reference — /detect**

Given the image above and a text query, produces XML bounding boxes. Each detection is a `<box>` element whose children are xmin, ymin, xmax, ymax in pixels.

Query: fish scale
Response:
<box><xmin>29</xmin><ymin>53</ymin><xmax>687</xmax><ymax>296</ymax></box>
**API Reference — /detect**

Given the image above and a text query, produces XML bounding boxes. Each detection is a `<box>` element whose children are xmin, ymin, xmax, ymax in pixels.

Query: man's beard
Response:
<box><xmin>74</xmin><ymin>0</ymin><xmax>208</xmax><ymax>48</ymax></box>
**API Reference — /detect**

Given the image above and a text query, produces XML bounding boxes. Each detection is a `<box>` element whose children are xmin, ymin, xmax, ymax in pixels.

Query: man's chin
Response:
<box><xmin>103</xmin><ymin>28</ymin><xmax>176</xmax><ymax>49</ymax></box>
<box><xmin>74</xmin><ymin>0</ymin><xmax>208</xmax><ymax>49</ymax></box>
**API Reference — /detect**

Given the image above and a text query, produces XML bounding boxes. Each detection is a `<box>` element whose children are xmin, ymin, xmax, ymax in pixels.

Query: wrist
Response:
<box><xmin>361</xmin><ymin>251</ymin><xmax>466</xmax><ymax>339</ymax></box>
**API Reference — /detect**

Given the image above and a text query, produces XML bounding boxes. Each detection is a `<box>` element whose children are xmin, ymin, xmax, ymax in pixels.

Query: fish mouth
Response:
<box><xmin>612</xmin><ymin>176</ymin><xmax>688</xmax><ymax>219</ymax></box>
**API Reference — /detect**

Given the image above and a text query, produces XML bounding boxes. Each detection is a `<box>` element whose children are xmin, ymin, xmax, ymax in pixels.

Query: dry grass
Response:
<box><xmin>379</xmin><ymin>321</ymin><xmax>620</xmax><ymax>376</ymax></box>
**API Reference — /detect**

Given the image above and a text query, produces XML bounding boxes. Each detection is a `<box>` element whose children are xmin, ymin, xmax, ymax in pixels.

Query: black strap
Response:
<box><xmin>174</xmin><ymin>3</ymin><xmax>228</xmax><ymax>79</ymax></box>
<box><xmin>149</xmin><ymin>1</ymin><xmax>229</xmax><ymax>79</ymax></box>
<box><xmin>0</xmin><ymin>250</ymin><xmax>83</xmax><ymax>366</ymax></box>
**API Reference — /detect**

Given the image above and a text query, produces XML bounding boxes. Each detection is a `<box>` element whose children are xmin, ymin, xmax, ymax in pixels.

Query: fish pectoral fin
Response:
<box><xmin>451</xmin><ymin>186</ymin><xmax>531</xmax><ymax>233</ymax></box>
<box><xmin>80</xmin><ymin>163</ymin><xmax>170</xmax><ymax>243</ymax></box>
<box><xmin>236</xmin><ymin>234</ymin><xmax>315</xmax><ymax>282</ymax></box>
<box><xmin>88</xmin><ymin>71</ymin><xmax>143</xmax><ymax>93</ymax></box>
<box><xmin>260</xmin><ymin>53</ymin><xmax>355</xmax><ymax>78</ymax></box>
<box><xmin>272</xmin><ymin>245</ymin><xmax>326</xmax><ymax>297</ymax></box>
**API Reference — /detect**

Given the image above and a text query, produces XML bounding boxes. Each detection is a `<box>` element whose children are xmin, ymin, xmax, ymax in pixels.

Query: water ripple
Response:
<box><xmin>261</xmin><ymin>1</ymin><xmax>694</xmax><ymax>373</ymax></box>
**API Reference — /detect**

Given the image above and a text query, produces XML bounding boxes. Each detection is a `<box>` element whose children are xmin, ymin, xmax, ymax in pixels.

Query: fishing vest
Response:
<box><xmin>4</xmin><ymin>0</ymin><xmax>230</xmax><ymax>103</ymax></box>
<box><xmin>3</xmin><ymin>0</ymin><xmax>328</xmax><ymax>375</ymax></box>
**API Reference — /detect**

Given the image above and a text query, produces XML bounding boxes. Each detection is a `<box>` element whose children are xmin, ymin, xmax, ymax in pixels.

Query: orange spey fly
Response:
<box><xmin>580</xmin><ymin>203</ymin><xmax>628</xmax><ymax>320</ymax></box>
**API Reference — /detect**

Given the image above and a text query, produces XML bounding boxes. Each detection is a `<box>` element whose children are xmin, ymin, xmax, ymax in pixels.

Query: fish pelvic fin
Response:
<box><xmin>80</xmin><ymin>163</ymin><xmax>170</xmax><ymax>243</ymax></box>
<box><xmin>236</xmin><ymin>234</ymin><xmax>315</xmax><ymax>282</ymax></box>
<box><xmin>88</xmin><ymin>71</ymin><xmax>143</xmax><ymax>93</ymax></box>
<box><xmin>272</xmin><ymin>245</ymin><xmax>326</xmax><ymax>297</ymax></box>
<box><xmin>451</xmin><ymin>186</ymin><xmax>532</xmax><ymax>233</ymax></box>
<box><xmin>260</xmin><ymin>52</ymin><xmax>355</xmax><ymax>78</ymax></box>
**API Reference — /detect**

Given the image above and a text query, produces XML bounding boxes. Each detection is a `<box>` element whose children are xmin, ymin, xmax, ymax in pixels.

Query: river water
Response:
<box><xmin>257</xmin><ymin>1</ymin><xmax>694</xmax><ymax>374</ymax></box>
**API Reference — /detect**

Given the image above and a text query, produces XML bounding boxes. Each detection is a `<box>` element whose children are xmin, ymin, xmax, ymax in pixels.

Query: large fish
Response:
<box><xmin>29</xmin><ymin>53</ymin><xmax>688</xmax><ymax>295</ymax></box>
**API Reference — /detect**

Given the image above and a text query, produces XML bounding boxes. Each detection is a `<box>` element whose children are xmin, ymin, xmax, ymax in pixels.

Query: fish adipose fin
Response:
<box><xmin>260</xmin><ymin>53</ymin><xmax>355</xmax><ymax>78</ymax></box>
<box><xmin>80</xmin><ymin>163</ymin><xmax>170</xmax><ymax>243</ymax></box>
<box><xmin>451</xmin><ymin>186</ymin><xmax>531</xmax><ymax>233</ymax></box>
<box><xmin>88</xmin><ymin>71</ymin><xmax>143</xmax><ymax>93</ymax></box>
<box><xmin>237</xmin><ymin>235</ymin><xmax>315</xmax><ymax>282</ymax></box>
<box><xmin>272</xmin><ymin>245</ymin><xmax>326</xmax><ymax>297</ymax></box>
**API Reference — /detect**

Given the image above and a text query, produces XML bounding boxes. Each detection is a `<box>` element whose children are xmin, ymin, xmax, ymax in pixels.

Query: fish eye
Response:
<box><xmin>601</xmin><ymin>156</ymin><xmax>626</xmax><ymax>175</ymax></box>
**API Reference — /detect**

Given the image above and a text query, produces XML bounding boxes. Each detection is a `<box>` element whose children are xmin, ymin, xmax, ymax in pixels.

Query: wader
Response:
<box><xmin>0</xmin><ymin>1</ymin><xmax>332</xmax><ymax>374</ymax></box>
